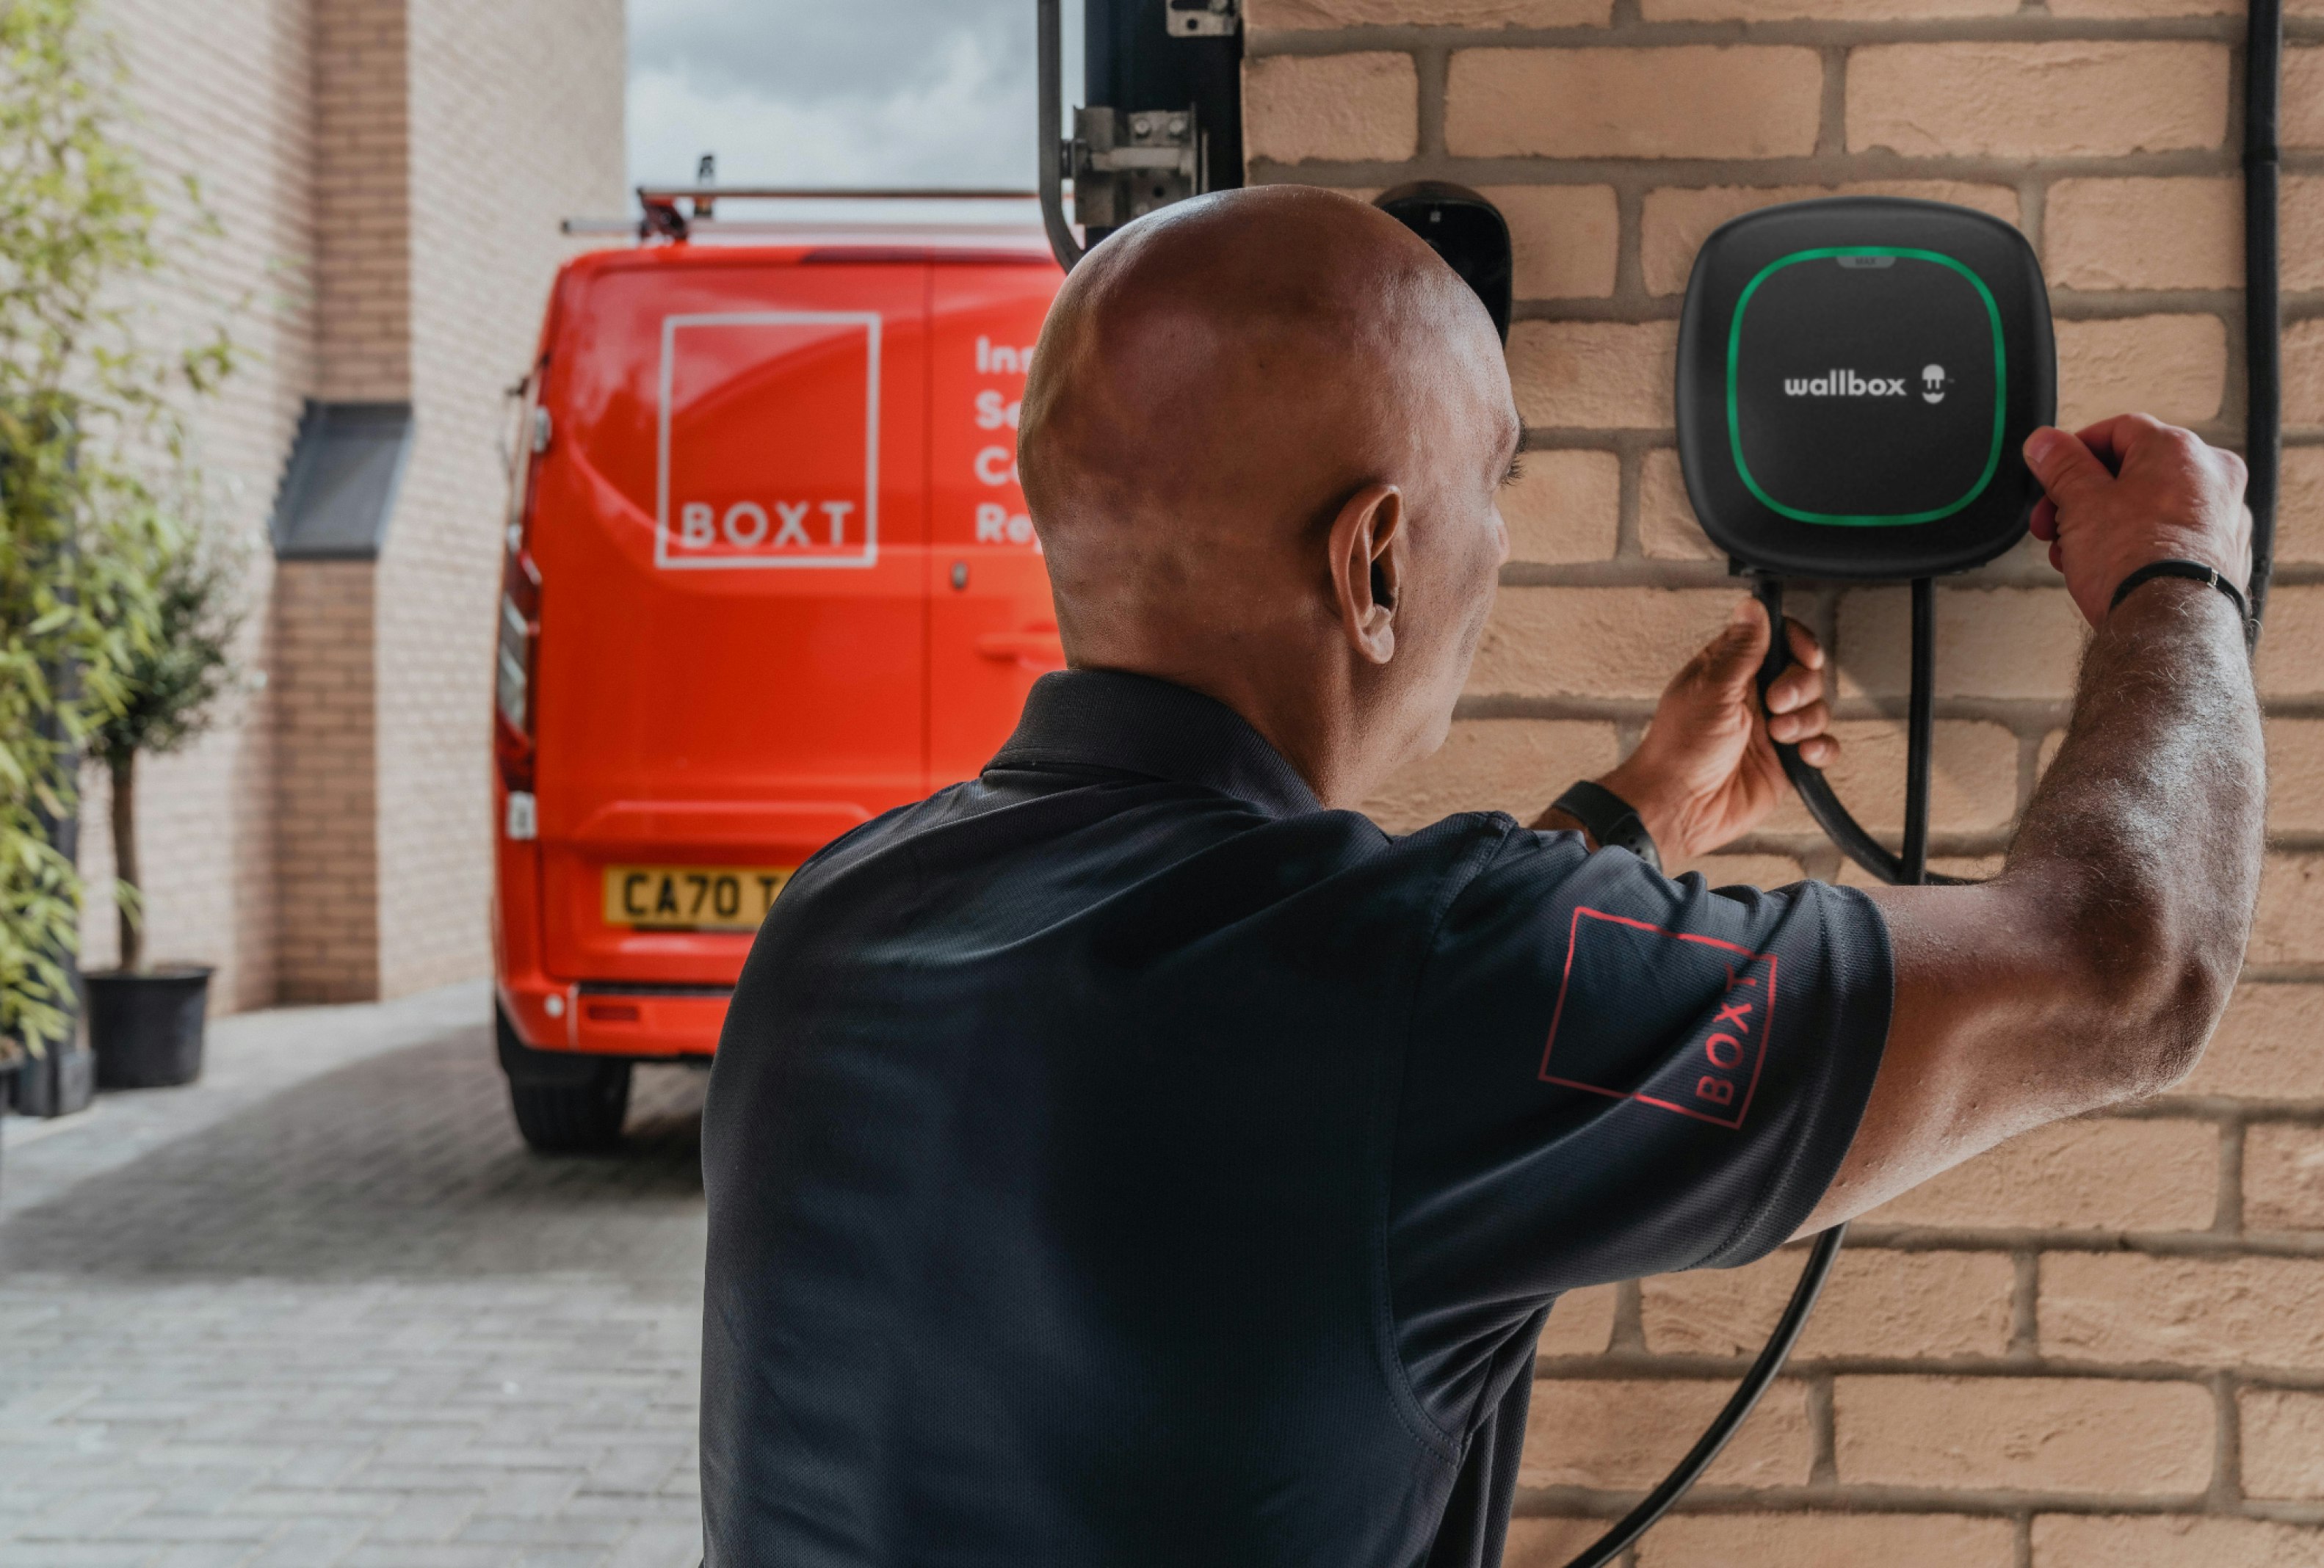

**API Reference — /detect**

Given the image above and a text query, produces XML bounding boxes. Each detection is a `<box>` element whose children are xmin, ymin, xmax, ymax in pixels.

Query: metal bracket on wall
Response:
<box><xmin>1068</xmin><ymin>106</ymin><xmax>1205</xmax><ymax>229</ymax></box>
<box><xmin>1165</xmin><ymin>0</ymin><xmax>1239</xmax><ymax>35</ymax></box>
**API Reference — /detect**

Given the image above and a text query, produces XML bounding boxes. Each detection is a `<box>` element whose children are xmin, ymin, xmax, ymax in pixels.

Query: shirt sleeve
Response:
<box><xmin>1386</xmin><ymin>821</ymin><xmax>1891</xmax><ymax>1413</ymax></box>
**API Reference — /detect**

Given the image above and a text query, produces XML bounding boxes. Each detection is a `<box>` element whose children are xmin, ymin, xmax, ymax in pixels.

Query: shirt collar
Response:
<box><xmin>988</xmin><ymin>669</ymin><xmax>1325</xmax><ymax>821</ymax></box>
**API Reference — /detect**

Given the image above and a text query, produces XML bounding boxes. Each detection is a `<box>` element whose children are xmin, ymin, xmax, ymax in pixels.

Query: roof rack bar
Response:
<box><xmin>634</xmin><ymin>186</ymin><xmax>1046</xmax><ymax>242</ymax></box>
<box><xmin>636</xmin><ymin>186</ymin><xmax>1039</xmax><ymax>203</ymax></box>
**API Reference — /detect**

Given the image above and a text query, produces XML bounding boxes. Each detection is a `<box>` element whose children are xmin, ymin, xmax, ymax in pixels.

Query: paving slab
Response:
<box><xmin>0</xmin><ymin>984</ymin><xmax>706</xmax><ymax>1568</ymax></box>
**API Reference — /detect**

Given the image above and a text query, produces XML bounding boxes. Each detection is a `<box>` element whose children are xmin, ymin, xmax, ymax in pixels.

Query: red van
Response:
<box><xmin>491</xmin><ymin>218</ymin><xmax>1063</xmax><ymax>1150</ymax></box>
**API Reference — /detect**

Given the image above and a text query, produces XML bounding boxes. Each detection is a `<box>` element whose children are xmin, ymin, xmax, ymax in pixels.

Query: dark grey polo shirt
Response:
<box><xmin>701</xmin><ymin>669</ymin><xmax>1891</xmax><ymax>1568</ymax></box>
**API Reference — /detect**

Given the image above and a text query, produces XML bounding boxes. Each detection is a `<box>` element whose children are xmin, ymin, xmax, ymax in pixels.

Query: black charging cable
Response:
<box><xmin>1559</xmin><ymin>578</ymin><xmax>1933</xmax><ymax>1568</ymax></box>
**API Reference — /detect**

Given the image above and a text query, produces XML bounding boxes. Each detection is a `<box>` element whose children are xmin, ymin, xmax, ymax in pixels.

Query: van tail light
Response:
<box><xmin>495</xmin><ymin>548</ymin><xmax>541</xmax><ymax>793</ymax></box>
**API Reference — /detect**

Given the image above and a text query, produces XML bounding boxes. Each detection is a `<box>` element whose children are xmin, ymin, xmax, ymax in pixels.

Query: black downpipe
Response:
<box><xmin>1038</xmin><ymin>0</ymin><xmax>1084</xmax><ymax>272</ymax></box>
<box><xmin>2246</xmin><ymin>0</ymin><xmax>2282</xmax><ymax>631</ymax></box>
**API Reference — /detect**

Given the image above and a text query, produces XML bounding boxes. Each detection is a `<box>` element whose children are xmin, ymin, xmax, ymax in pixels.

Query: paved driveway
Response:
<box><xmin>0</xmin><ymin>984</ymin><xmax>708</xmax><ymax>1568</ymax></box>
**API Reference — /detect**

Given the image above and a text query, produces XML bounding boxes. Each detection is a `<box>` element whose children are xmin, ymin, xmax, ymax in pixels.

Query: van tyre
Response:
<box><xmin>496</xmin><ymin>1005</ymin><xmax>631</xmax><ymax>1153</ymax></box>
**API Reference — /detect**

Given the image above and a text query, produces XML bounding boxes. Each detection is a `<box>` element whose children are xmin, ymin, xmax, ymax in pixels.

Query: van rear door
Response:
<box><xmin>927</xmin><ymin>255</ymin><xmax>1065</xmax><ymax>785</ymax></box>
<box><xmin>533</xmin><ymin>253</ymin><xmax>930</xmax><ymax>986</ymax></box>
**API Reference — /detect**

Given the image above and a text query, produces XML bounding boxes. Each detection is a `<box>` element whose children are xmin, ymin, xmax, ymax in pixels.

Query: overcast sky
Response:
<box><xmin>627</xmin><ymin>0</ymin><xmax>1082</xmax><ymax>195</ymax></box>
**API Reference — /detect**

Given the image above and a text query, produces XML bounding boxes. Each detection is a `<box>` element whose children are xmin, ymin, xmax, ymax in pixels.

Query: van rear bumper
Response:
<box><xmin>496</xmin><ymin>974</ymin><xmax>728</xmax><ymax>1061</ymax></box>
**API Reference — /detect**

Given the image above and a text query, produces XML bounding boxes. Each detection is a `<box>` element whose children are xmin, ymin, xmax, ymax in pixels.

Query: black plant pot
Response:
<box><xmin>12</xmin><ymin>1037</ymin><xmax>95</xmax><ymax>1117</ymax></box>
<box><xmin>87</xmin><ymin>966</ymin><xmax>212</xmax><ymax>1089</ymax></box>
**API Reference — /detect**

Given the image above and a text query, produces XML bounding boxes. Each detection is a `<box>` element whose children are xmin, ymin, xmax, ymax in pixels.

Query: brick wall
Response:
<box><xmin>272</xmin><ymin>561</ymin><xmax>380</xmax><ymax>1002</ymax></box>
<box><xmin>1248</xmin><ymin>1</ymin><xmax>2324</xmax><ymax>1560</ymax></box>
<box><xmin>73</xmin><ymin>0</ymin><xmax>622</xmax><ymax>1009</ymax></box>
<box><xmin>313</xmin><ymin>0</ymin><xmax>411</xmax><ymax>403</ymax></box>
<box><xmin>72</xmin><ymin>0</ymin><xmax>317</xmax><ymax>1009</ymax></box>
<box><xmin>372</xmin><ymin>0</ymin><xmax>624</xmax><ymax>998</ymax></box>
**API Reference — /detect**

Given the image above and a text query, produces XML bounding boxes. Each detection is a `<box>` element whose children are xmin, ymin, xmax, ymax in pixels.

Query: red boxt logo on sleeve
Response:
<box><xmin>655</xmin><ymin>311</ymin><xmax>880</xmax><ymax>570</ymax></box>
<box><xmin>1538</xmin><ymin>907</ymin><xmax>1778</xmax><ymax>1130</ymax></box>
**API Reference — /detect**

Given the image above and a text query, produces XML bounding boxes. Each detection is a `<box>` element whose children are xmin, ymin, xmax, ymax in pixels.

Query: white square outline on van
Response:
<box><xmin>654</xmin><ymin>311</ymin><xmax>883</xmax><ymax>570</ymax></box>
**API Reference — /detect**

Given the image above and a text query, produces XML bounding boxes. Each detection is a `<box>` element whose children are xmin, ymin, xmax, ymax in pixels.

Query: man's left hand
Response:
<box><xmin>1542</xmin><ymin>598</ymin><xmax>1836</xmax><ymax>865</ymax></box>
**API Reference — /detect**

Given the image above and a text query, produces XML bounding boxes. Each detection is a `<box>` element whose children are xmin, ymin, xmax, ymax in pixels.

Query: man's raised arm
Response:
<box><xmin>1799</xmin><ymin>413</ymin><xmax>2265</xmax><ymax>1233</ymax></box>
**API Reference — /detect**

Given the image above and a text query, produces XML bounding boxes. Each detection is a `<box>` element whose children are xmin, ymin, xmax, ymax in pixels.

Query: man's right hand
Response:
<box><xmin>2023</xmin><ymin>413</ymin><xmax>2251</xmax><ymax>628</ymax></box>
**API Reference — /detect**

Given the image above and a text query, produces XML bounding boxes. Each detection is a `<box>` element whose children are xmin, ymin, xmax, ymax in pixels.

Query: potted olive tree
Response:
<box><xmin>0</xmin><ymin>0</ymin><xmax>235</xmax><ymax>1114</ymax></box>
<box><xmin>84</xmin><ymin>526</ymin><xmax>243</xmax><ymax>1087</ymax></box>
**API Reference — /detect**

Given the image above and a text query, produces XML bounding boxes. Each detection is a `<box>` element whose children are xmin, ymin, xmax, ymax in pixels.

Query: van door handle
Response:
<box><xmin>974</xmin><ymin>631</ymin><xmax>1067</xmax><ymax>671</ymax></box>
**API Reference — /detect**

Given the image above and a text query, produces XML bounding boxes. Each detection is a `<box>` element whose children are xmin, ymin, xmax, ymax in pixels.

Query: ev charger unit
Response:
<box><xmin>1678</xmin><ymin>196</ymin><xmax>2055</xmax><ymax>581</ymax></box>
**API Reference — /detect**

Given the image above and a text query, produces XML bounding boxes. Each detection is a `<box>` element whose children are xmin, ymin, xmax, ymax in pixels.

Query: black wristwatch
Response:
<box><xmin>1550</xmin><ymin>780</ymin><xmax>1662</xmax><ymax>873</ymax></box>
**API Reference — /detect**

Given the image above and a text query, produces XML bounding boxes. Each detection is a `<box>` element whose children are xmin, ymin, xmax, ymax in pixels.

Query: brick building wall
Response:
<box><xmin>71</xmin><ymin>0</ymin><xmax>319</xmax><ymax>1010</ymax></box>
<box><xmin>374</xmin><ymin>0</ymin><xmax>627</xmax><ymax>998</ymax></box>
<box><xmin>1248</xmin><ymin>3</ymin><xmax>2324</xmax><ymax>1561</ymax></box>
<box><xmin>73</xmin><ymin>0</ymin><xmax>622</xmax><ymax>1007</ymax></box>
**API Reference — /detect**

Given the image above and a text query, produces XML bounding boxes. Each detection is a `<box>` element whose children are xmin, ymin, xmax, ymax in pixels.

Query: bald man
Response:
<box><xmin>701</xmin><ymin>187</ymin><xmax>2260</xmax><ymax>1568</ymax></box>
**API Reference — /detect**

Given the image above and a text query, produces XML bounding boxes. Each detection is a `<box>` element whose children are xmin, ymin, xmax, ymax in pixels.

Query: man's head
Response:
<box><xmin>1018</xmin><ymin>185</ymin><xmax>1518</xmax><ymax>808</ymax></box>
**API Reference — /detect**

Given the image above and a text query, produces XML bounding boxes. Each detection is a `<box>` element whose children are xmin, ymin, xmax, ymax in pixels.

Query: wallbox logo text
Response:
<box><xmin>1782</xmin><ymin>368</ymin><xmax>1911</xmax><ymax>397</ymax></box>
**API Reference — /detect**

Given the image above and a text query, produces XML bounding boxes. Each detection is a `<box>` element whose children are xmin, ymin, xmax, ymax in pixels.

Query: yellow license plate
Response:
<box><xmin>604</xmin><ymin>865</ymin><xmax>792</xmax><ymax>932</ymax></box>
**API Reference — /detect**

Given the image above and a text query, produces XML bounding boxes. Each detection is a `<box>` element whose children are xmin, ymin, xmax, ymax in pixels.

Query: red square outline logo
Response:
<box><xmin>1537</xmin><ymin>907</ymin><xmax>1778</xmax><ymax>1131</ymax></box>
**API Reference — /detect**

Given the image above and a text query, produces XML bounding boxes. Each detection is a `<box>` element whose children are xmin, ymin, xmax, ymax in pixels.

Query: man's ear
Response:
<box><xmin>1328</xmin><ymin>482</ymin><xmax>1403</xmax><ymax>666</ymax></box>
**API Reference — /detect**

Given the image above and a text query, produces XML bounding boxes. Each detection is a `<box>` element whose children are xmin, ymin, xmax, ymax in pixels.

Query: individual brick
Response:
<box><xmin>1503</xmin><ymin>1519</ymin><xmax>1618</xmax><ymax>1566</ymax></box>
<box><xmin>2275</xmin><ymin>449</ymin><xmax>2324</xmax><ymax>565</ymax></box>
<box><xmin>1242</xmin><ymin>53</ymin><xmax>1419</xmax><ymax>164</ymax></box>
<box><xmin>1641</xmin><ymin>1246</ymin><xmax>2015</xmax><ymax>1359</ymax></box>
<box><xmin>1846</xmin><ymin>43</ymin><xmax>2230</xmax><ymax>159</ymax></box>
<box><xmin>1520</xmin><ymin>1378</ymin><xmax>1812</xmax><ymax>1488</ymax></box>
<box><xmin>1507</xmin><ymin>320</ymin><xmax>1677</xmax><ymax>429</ymax></box>
<box><xmin>2251</xmin><ymin>853</ymin><xmax>2324</xmax><ymax>968</ymax></box>
<box><xmin>1361</xmin><ymin>719</ymin><xmax>1620</xmax><ymax>833</ymax></box>
<box><xmin>1648</xmin><ymin>0</ymin><xmax>2010</xmax><ymax>16</ymax></box>
<box><xmin>2031</xmin><ymin>1514</ymin><xmax>2324</xmax><ymax>1566</ymax></box>
<box><xmin>1861</xmin><ymin>1118</ymin><xmax>2217</xmax><ymax>1233</ymax></box>
<box><xmin>1248</xmin><ymin>0</ymin><xmax>1614</xmax><ymax>25</ymax></box>
<box><xmin>1837</xmin><ymin>587</ymin><xmax>2087</xmax><ymax>700</ymax></box>
<box><xmin>2263</xmin><ymin>718</ymin><xmax>2324</xmax><ymax>833</ymax></box>
<box><xmin>1833</xmin><ymin>1376</ymin><xmax>2213</xmax><ymax>1493</ymax></box>
<box><xmin>2040</xmin><ymin>1253</ymin><xmax>2324</xmax><ymax>1369</ymax></box>
<box><xmin>1782</xmin><ymin>719</ymin><xmax>2018</xmax><ymax>837</ymax></box>
<box><xmin>2256</xmin><ymin>587</ymin><xmax>2324</xmax><ymax>700</ymax></box>
<box><xmin>2287</xmin><ymin>318</ymin><xmax>2324</xmax><ymax>427</ymax></box>
<box><xmin>2290</xmin><ymin>49</ymin><xmax>2324</xmax><ymax>148</ymax></box>
<box><xmin>2245</xmin><ymin>1124</ymin><xmax>2324</xmax><ymax>1231</ymax></box>
<box><xmin>2290</xmin><ymin>176</ymin><xmax>2324</xmax><ymax>292</ymax></box>
<box><xmin>1640</xmin><ymin>182</ymin><xmax>2019</xmax><ymax>297</ymax></box>
<box><xmin>1447</xmin><ymin>47</ymin><xmax>1822</xmax><ymax>160</ymax></box>
<box><xmin>2240</xmin><ymin>1388</ymin><xmax>2324</xmax><ymax>1499</ymax></box>
<box><xmin>2045</xmin><ymin>0</ymin><xmax>2232</xmax><ymax>15</ymax></box>
<box><xmin>1670</xmin><ymin>852</ymin><xmax>1807</xmax><ymax>887</ymax></box>
<box><xmin>1538</xmin><ymin>1283</ymin><xmax>1619</xmax><ymax>1356</ymax></box>
<box><xmin>1485</xmin><ymin>186</ymin><xmax>1620</xmax><ymax>300</ymax></box>
<box><xmin>2054</xmin><ymin>316</ymin><xmax>2228</xmax><ymax>430</ymax></box>
<box><xmin>1502</xmin><ymin>449</ymin><xmax>1620</xmax><ymax>563</ymax></box>
<box><xmin>1638</xmin><ymin>449</ymin><xmax>1717</xmax><ymax>560</ymax></box>
<box><xmin>2179</xmin><ymin>982</ymin><xmax>2324</xmax><ymax>1100</ymax></box>
<box><xmin>1469</xmin><ymin>587</ymin><xmax>1742</xmax><ymax>699</ymax></box>
<box><xmin>2045</xmin><ymin>178</ymin><xmax>2241</xmax><ymax>291</ymax></box>
<box><xmin>1637</xmin><ymin>1512</ymin><xmax>2016</xmax><ymax>1568</ymax></box>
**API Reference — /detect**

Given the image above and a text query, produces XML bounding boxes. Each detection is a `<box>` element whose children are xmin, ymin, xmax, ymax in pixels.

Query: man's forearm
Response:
<box><xmin>2005</xmin><ymin>576</ymin><xmax>2264</xmax><ymax>1086</ymax></box>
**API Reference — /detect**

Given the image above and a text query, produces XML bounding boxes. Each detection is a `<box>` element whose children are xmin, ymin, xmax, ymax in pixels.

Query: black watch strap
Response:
<box><xmin>1551</xmin><ymin>780</ymin><xmax>1662</xmax><ymax>874</ymax></box>
<box><xmin>2110</xmin><ymin>558</ymin><xmax>2251</xmax><ymax>628</ymax></box>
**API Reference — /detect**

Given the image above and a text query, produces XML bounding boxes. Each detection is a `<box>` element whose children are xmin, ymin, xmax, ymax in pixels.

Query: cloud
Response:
<box><xmin>627</xmin><ymin>0</ymin><xmax>1080</xmax><ymax>191</ymax></box>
